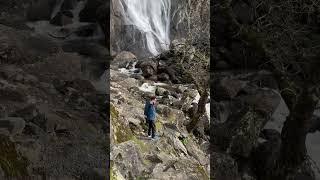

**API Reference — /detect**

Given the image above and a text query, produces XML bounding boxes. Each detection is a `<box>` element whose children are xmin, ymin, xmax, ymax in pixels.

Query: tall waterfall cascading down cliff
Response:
<box><xmin>118</xmin><ymin>0</ymin><xmax>171</xmax><ymax>56</ymax></box>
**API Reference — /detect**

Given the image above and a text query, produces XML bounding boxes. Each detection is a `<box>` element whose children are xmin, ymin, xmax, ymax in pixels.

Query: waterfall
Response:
<box><xmin>51</xmin><ymin>0</ymin><xmax>64</xmax><ymax>19</ymax></box>
<box><xmin>118</xmin><ymin>0</ymin><xmax>171</xmax><ymax>56</ymax></box>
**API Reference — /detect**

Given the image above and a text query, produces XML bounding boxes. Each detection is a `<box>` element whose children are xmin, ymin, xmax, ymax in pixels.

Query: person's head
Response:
<box><xmin>150</xmin><ymin>96</ymin><xmax>156</xmax><ymax>101</ymax></box>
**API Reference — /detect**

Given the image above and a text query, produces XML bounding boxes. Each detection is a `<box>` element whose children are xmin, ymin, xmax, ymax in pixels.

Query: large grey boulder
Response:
<box><xmin>0</xmin><ymin>117</ymin><xmax>25</xmax><ymax>136</ymax></box>
<box><xmin>111</xmin><ymin>141</ymin><xmax>146</xmax><ymax>179</ymax></box>
<box><xmin>112</xmin><ymin>51</ymin><xmax>137</xmax><ymax>68</ymax></box>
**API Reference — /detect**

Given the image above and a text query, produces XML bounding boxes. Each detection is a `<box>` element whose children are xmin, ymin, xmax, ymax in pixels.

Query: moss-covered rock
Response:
<box><xmin>227</xmin><ymin>110</ymin><xmax>266</xmax><ymax>157</ymax></box>
<box><xmin>111</xmin><ymin>104</ymin><xmax>134</xmax><ymax>144</ymax></box>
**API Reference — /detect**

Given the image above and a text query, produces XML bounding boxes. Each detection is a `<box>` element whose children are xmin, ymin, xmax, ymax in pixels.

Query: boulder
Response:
<box><xmin>213</xmin><ymin>76</ymin><xmax>247</xmax><ymax>101</ymax></box>
<box><xmin>136</xmin><ymin>61</ymin><xmax>157</xmax><ymax>78</ymax></box>
<box><xmin>112</xmin><ymin>51</ymin><xmax>137</xmax><ymax>68</ymax></box>
<box><xmin>111</xmin><ymin>141</ymin><xmax>146</xmax><ymax>179</ymax></box>
<box><xmin>0</xmin><ymin>117</ymin><xmax>25</xmax><ymax>135</ymax></box>
<box><xmin>155</xmin><ymin>87</ymin><xmax>168</xmax><ymax>96</ymax></box>
<box><xmin>184</xmin><ymin>138</ymin><xmax>208</xmax><ymax>165</ymax></box>
<box><xmin>158</xmin><ymin>73</ymin><xmax>170</xmax><ymax>82</ymax></box>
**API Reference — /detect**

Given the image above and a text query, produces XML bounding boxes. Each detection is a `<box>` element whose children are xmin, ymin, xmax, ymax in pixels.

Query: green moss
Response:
<box><xmin>168</xmin><ymin>113</ymin><xmax>175</xmax><ymax>123</ymax></box>
<box><xmin>155</xmin><ymin>120</ymin><xmax>163</xmax><ymax>131</ymax></box>
<box><xmin>110</xmin><ymin>161</ymin><xmax>124</xmax><ymax>180</ymax></box>
<box><xmin>111</xmin><ymin>104</ymin><xmax>134</xmax><ymax>144</ymax></box>
<box><xmin>132</xmin><ymin>137</ymin><xmax>149</xmax><ymax>153</ymax></box>
<box><xmin>196</xmin><ymin>164</ymin><xmax>209</xmax><ymax>180</ymax></box>
<box><xmin>0</xmin><ymin>135</ymin><xmax>29</xmax><ymax>178</ymax></box>
<box><xmin>111</xmin><ymin>104</ymin><xmax>119</xmax><ymax>120</ymax></box>
<box><xmin>180</xmin><ymin>137</ymin><xmax>188</xmax><ymax>146</ymax></box>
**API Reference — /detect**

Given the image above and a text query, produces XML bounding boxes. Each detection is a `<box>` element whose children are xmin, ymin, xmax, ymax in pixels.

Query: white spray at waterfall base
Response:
<box><xmin>118</xmin><ymin>0</ymin><xmax>171</xmax><ymax>56</ymax></box>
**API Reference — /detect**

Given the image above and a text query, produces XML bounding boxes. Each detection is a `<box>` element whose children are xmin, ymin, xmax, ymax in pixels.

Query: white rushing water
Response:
<box><xmin>118</xmin><ymin>0</ymin><xmax>171</xmax><ymax>56</ymax></box>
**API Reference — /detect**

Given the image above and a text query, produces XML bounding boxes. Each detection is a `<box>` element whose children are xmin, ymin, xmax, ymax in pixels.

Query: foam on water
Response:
<box><xmin>118</xmin><ymin>0</ymin><xmax>171</xmax><ymax>55</ymax></box>
<box><xmin>139</xmin><ymin>83</ymin><xmax>156</xmax><ymax>93</ymax></box>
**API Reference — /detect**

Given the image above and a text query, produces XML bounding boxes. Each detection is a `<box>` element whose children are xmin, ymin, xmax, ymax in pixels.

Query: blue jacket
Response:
<box><xmin>144</xmin><ymin>100</ymin><xmax>156</xmax><ymax>121</ymax></box>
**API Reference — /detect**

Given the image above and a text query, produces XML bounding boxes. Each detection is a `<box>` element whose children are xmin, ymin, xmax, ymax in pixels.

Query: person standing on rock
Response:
<box><xmin>144</xmin><ymin>96</ymin><xmax>157</xmax><ymax>139</ymax></box>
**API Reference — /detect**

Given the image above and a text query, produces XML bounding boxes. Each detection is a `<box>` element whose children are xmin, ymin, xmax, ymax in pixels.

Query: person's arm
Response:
<box><xmin>144</xmin><ymin>101</ymin><xmax>148</xmax><ymax>116</ymax></box>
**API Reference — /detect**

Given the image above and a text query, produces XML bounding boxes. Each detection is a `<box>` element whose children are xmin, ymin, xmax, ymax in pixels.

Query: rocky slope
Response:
<box><xmin>110</xmin><ymin>51</ymin><xmax>210</xmax><ymax>180</ymax></box>
<box><xmin>0</xmin><ymin>0</ymin><xmax>109</xmax><ymax>179</ymax></box>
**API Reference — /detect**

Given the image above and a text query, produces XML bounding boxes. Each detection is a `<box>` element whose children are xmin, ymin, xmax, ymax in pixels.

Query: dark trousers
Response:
<box><xmin>148</xmin><ymin>120</ymin><xmax>156</xmax><ymax>138</ymax></box>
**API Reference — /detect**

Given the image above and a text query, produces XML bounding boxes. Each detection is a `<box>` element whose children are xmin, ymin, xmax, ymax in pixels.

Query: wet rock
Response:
<box><xmin>137</xmin><ymin>61</ymin><xmax>157</xmax><ymax>78</ymax></box>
